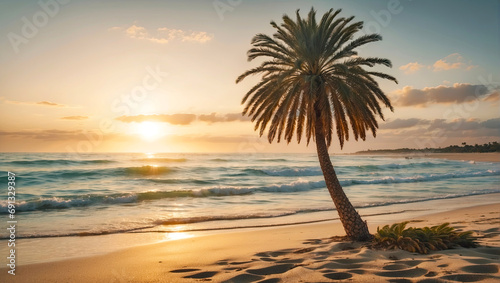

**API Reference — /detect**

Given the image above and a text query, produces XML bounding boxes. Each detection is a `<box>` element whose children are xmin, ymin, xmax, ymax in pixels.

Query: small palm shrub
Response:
<box><xmin>372</xmin><ymin>222</ymin><xmax>478</xmax><ymax>254</ymax></box>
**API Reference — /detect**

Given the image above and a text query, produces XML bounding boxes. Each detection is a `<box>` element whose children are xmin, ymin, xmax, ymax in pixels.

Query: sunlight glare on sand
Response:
<box><xmin>164</xmin><ymin>232</ymin><xmax>193</xmax><ymax>241</ymax></box>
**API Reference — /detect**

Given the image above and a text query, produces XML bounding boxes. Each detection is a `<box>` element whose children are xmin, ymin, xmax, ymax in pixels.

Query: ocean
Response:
<box><xmin>0</xmin><ymin>152</ymin><xmax>499</xmax><ymax>263</ymax></box>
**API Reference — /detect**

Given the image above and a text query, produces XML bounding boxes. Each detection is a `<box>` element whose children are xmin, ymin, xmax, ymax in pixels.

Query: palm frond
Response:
<box><xmin>236</xmin><ymin>7</ymin><xmax>397</xmax><ymax>149</ymax></box>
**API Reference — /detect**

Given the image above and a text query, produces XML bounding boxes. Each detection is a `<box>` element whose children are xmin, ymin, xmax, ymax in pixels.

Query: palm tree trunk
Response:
<box><xmin>314</xmin><ymin>114</ymin><xmax>371</xmax><ymax>241</ymax></box>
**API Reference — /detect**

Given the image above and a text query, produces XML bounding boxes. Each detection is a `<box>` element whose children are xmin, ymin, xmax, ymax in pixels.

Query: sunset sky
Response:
<box><xmin>0</xmin><ymin>0</ymin><xmax>499</xmax><ymax>153</ymax></box>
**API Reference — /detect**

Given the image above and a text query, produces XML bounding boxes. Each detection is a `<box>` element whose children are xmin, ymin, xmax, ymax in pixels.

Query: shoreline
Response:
<box><xmin>3</xmin><ymin>192</ymin><xmax>499</xmax><ymax>267</ymax></box>
<box><xmin>1</xmin><ymin>201</ymin><xmax>499</xmax><ymax>282</ymax></box>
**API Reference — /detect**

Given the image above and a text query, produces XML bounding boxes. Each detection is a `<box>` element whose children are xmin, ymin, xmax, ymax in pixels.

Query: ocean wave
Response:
<box><xmin>360</xmin><ymin>189</ymin><xmax>500</xmax><ymax>209</ymax></box>
<box><xmin>209</xmin><ymin>158</ymin><xmax>230</xmax><ymax>162</ymax></box>
<box><xmin>2</xmin><ymin>169</ymin><xmax>498</xmax><ymax>213</ymax></box>
<box><xmin>337</xmin><ymin>161</ymin><xmax>448</xmax><ymax>173</ymax></box>
<box><xmin>22</xmin><ymin>165</ymin><xmax>174</xmax><ymax>179</ymax></box>
<box><xmin>145</xmin><ymin>178</ymin><xmax>215</xmax><ymax>185</ymax></box>
<box><xmin>0</xmin><ymin>194</ymin><xmax>139</xmax><ymax>213</ymax></box>
<box><xmin>257</xmin><ymin>158</ymin><xmax>288</xmax><ymax>162</ymax></box>
<box><xmin>341</xmin><ymin>169</ymin><xmax>500</xmax><ymax>186</ymax></box>
<box><xmin>0</xmin><ymin>180</ymin><xmax>323</xmax><ymax>213</ymax></box>
<box><xmin>121</xmin><ymin>166</ymin><xmax>172</xmax><ymax>176</ymax></box>
<box><xmin>232</xmin><ymin>161</ymin><xmax>447</xmax><ymax>177</ymax></box>
<box><xmin>262</xmin><ymin>168</ymin><xmax>323</xmax><ymax>176</ymax></box>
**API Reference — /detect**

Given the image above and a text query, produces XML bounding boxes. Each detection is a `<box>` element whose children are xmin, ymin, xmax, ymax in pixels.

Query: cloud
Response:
<box><xmin>168</xmin><ymin>134</ymin><xmax>257</xmax><ymax>144</ymax></box>
<box><xmin>3</xmin><ymin>100</ymin><xmax>67</xmax><ymax>107</ymax></box>
<box><xmin>381</xmin><ymin>118</ymin><xmax>429</xmax><ymax>129</ymax></box>
<box><xmin>198</xmin><ymin>113</ymin><xmax>250</xmax><ymax>123</ymax></box>
<box><xmin>433</xmin><ymin>53</ymin><xmax>477</xmax><ymax>71</ymax></box>
<box><xmin>115</xmin><ymin>114</ymin><xmax>197</xmax><ymax>125</ymax></box>
<box><xmin>198</xmin><ymin>113</ymin><xmax>226</xmax><ymax>123</ymax></box>
<box><xmin>484</xmin><ymin>91</ymin><xmax>500</xmax><ymax>102</ymax></box>
<box><xmin>110</xmin><ymin>24</ymin><xmax>213</xmax><ymax>44</ymax></box>
<box><xmin>115</xmin><ymin>113</ymin><xmax>249</xmax><ymax>125</ymax></box>
<box><xmin>60</xmin><ymin>116</ymin><xmax>89</xmax><ymax>120</ymax></box>
<box><xmin>0</xmin><ymin>129</ymin><xmax>126</xmax><ymax>143</ymax></box>
<box><xmin>427</xmin><ymin>118</ymin><xmax>480</xmax><ymax>131</ymax></box>
<box><xmin>399</xmin><ymin>54</ymin><xmax>477</xmax><ymax>75</ymax></box>
<box><xmin>481</xmin><ymin>118</ymin><xmax>500</xmax><ymax>129</ymax></box>
<box><xmin>393</xmin><ymin>83</ymin><xmax>494</xmax><ymax>107</ymax></box>
<box><xmin>37</xmin><ymin>101</ymin><xmax>65</xmax><ymax>107</ymax></box>
<box><xmin>399</xmin><ymin>62</ymin><xmax>425</xmax><ymax>74</ymax></box>
<box><xmin>0</xmin><ymin>129</ymin><xmax>84</xmax><ymax>141</ymax></box>
<box><xmin>377</xmin><ymin>117</ymin><xmax>500</xmax><ymax>146</ymax></box>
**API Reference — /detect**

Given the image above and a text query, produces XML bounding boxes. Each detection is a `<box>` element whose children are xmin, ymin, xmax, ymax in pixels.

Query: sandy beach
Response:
<box><xmin>2</xmin><ymin>0</ymin><xmax>499</xmax><ymax>282</ymax></box>
<box><xmin>1</xmin><ymin>201</ymin><xmax>499</xmax><ymax>282</ymax></box>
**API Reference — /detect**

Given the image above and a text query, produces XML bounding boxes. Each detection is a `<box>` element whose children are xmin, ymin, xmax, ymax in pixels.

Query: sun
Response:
<box><xmin>132</xmin><ymin>121</ymin><xmax>165</xmax><ymax>141</ymax></box>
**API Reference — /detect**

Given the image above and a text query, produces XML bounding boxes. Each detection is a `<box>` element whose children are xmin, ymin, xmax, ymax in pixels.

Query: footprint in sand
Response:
<box><xmin>383</xmin><ymin>264</ymin><xmax>412</xmax><ymax>270</ymax></box>
<box><xmin>255</xmin><ymin>249</ymin><xmax>295</xmax><ymax>258</ymax></box>
<box><xmin>440</xmin><ymin>274</ymin><xmax>491</xmax><ymax>282</ymax></box>
<box><xmin>416</xmin><ymin>279</ymin><xmax>448</xmax><ymax>283</ymax></box>
<box><xmin>222</xmin><ymin>273</ymin><xmax>263</xmax><ymax>283</ymax></box>
<box><xmin>257</xmin><ymin>278</ymin><xmax>281</xmax><ymax>283</ymax></box>
<box><xmin>246</xmin><ymin>263</ymin><xmax>295</xmax><ymax>275</ymax></box>
<box><xmin>333</xmin><ymin>258</ymin><xmax>372</xmax><ymax>264</ymax></box>
<box><xmin>269</xmin><ymin>249</ymin><xmax>294</xmax><ymax>257</ymax></box>
<box><xmin>303</xmin><ymin>238</ymin><xmax>323</xmax><ymax>245</ymax></box>
<box><xmin>424</xmin><ymin>271</ymin><xmax>438</xmax><ymax>277</ymax></box>
<box><xmin>323</xmin><ymin>272</ymin><xmax>353</xmax><ymax>280</ymax></box>
<box><xmin>387</xmin><ymin>279</ymin><xmax>412</xmax><ymax>283</ymax></box>
<box><xmin>183</xmin><ymin>271</ymin><xmax>219</xmax><ymax>279</ymax></box>
<box><xmin>293</xmin><ymin>247</ymin><xmax>316</xmax><ymax>254</ymax></box>
<box><xmin>169</xmin><ymin>268</ymin><xmax>201</xmax><ymax>273</ymax></box>
<box><xmin>460</xmin><ymin>264</ymin><xmax>499</xmax><ymax>274</ymax></box>
<box><xmin>229</xmin><ymin>260</ymin><xmax>254</xmax><ymax>265</ymax></box>
<box><xmin>349</xmin><ymin>269</ymin><xmax>367</xmax><ymax>275</ymax></box>
<box><xmin>319</xmin><ymin>261</ymin><xmax>364</xmax><ymax>269</ymax></box>
<box><xmin>376</xmin><ymin>267</ymin><xmax>428</xmax><ymax>278</ymax></box>
<box><xmin>483</xmin><ymin>227</ymin><xmax>499</xmax><ymax>233</ymax></box>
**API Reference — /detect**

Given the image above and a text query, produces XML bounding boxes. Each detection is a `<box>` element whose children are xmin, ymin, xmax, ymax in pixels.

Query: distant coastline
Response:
<box><xmin>355</xmin><ymin>141</ymin><xmax>500</xmax><ymax>154</ymax></box>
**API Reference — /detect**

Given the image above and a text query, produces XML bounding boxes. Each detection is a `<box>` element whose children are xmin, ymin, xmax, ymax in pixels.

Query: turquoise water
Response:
<box><xmin>0</xmin><ymin>152</ymin><xmax>499</xmax><ymax>240</ymax></box>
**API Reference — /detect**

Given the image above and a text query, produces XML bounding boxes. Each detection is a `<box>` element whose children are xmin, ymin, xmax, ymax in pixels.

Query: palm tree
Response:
<box><xmin>236</xmin><ymin>8</ymin><xmax>397</xmax><ymax>241</ymax></box>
